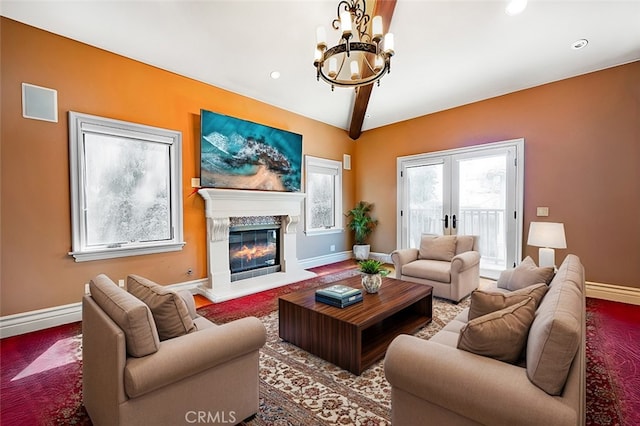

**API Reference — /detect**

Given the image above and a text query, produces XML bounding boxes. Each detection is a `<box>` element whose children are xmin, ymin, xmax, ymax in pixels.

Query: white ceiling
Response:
<box><xmin>2</xmin><ymin>1</ymin><xmax>639</xmax><ymax>133</ymax></box>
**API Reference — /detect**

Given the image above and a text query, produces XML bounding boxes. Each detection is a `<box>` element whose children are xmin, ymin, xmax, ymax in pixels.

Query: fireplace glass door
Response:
<box><xmin>229</xmin><ymin>226</ymin><xmax>280</xmax><ymax>278</ymax></box>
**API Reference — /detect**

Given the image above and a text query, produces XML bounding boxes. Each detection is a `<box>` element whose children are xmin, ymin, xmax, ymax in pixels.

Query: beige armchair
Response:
<box><xmin>391</xmin><ymin>234</ymin><xmax>480</xmax><ymax>302</ymax></box>
<box><xmin>82</xmin><ymin>274</ymin><xmax>266</xmax><ymax>426</ymax></box>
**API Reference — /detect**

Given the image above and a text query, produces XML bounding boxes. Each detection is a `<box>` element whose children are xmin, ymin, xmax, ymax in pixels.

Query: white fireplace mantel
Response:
<box><xmin>197</xmin><ymin>188</ymin><xmax>315</xmax><ymax>302</ymax></box>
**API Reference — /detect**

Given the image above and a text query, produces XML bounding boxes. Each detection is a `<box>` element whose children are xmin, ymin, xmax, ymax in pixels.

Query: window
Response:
<box><xmin>68</xmin><ymin>112</ymin><xmax>185</xmax><ymax>261</ymax></box>
<box><xmin>304</xmin><ymin>155</ymin><xmax>343</xmax><ymax>235</ymax></box>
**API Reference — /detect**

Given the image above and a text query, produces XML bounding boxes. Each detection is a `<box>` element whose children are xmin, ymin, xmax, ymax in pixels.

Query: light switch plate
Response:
<box><xmin>537</xmin><ymin>207</ymin><xmax>549</xmax><ymax>217</ymax></box>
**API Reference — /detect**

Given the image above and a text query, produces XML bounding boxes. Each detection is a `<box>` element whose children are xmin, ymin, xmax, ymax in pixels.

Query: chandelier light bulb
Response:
<box><xmin>316</xmin><ymin>26</ymin><xmax>327</xmax><ymax>49</ymax></box>
<box><xmin>372</xmin><ymin>16</ymin><xmax>383</xmax><ymax>40</ymax></box>
<box><xmin>340</xmin><ymin>10</ymin><xmax>353</xmax><ymax>38</ymax></box>
<box><xmin>328</xmin><ymin>58</ymin><xmax>338</xmax><ymax>78</ymax></box>
<box><xmin>350</xmin><ymin>61</ymin><xmax>359</xmax><ymax>80</ymax></box>
<box><xmin>373</xmin><ymin>55</ymin><xmax>384</xmax><ymax>73</ymax></box>
<box><xmin>383</xmin><ymin>33</ymin><xmax>395</xmax><ymax>55</ymax></box>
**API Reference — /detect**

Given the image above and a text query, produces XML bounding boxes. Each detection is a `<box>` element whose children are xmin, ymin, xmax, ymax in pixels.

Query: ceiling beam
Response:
<box><xmin>348</xmin><ymin>0</ymin><xmax>397</xmax><ymax>140</ymax></box>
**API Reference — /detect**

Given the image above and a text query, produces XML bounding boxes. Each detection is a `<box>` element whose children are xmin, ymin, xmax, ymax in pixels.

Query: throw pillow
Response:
<box><xmin>89</xmin><ymin>274</ymin><xmax>160</xmax><ymax>357</ymax></box>
<box><xmin>127</xmin><ymin>275</ymin><xmax>196</xmax><ymax>341</ymax></box>
<box><xmin>455</xmin><ymin>235</ymin><xmax>475</xmax><ymax>254</ymax></box>
<box><xmin>419</xmin><ymin>235</ymin><xmax>457</xmax><ymax>261</ymax></box>
<box><xmin>497</xmin><ymin>256</ymin><xmax>555</xmax><ymax>291</ymax></box>
<box><xmin>468</xmin><ymin>283</ymin><xmax>549</xmax><ymax>320</ymax></box>
<box><xmin>457</xmin><ymin>297</ymin><xmax>536</xmax><ymax>363</ymax></box>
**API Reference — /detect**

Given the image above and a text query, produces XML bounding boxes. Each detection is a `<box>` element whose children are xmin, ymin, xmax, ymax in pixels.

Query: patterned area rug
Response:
<box><xmin>217</xmin><ymin>295</ymin><xmax>470</xmax><ymax>426</ymax></box>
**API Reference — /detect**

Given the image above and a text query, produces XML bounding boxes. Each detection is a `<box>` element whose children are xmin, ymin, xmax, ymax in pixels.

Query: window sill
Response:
<box><xmin>69</xmin><ymin>241</ymin><xmax>186</xmax><ymax>262</ymax></box>
<box><xmin>305</xmin><ymin>228</ymin><xmax>344</xmax><ymax>236</ymax></box>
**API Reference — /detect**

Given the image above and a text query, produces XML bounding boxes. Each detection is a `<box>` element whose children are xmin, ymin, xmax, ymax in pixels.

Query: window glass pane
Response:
<box><xmin>84</xmin><ymin>133</ymin><xmax>171</xmax><ymax>246</ymax></box>
<box><xmin>308</xmin><ymin>172</ymin><xmax>335</xmax><ymax>229</ymax></box>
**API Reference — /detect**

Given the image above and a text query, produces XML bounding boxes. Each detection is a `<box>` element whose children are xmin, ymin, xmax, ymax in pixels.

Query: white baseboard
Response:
<box><xmin>586</xmin><ymin>281</ymin><xmax>640</xmax><ymax>306</ymax></box>
<box><xmin>298</xmin><ymin>251</ymin><xmax>353</xmax><ymax>269</ymax></box>
<box><xmin>369</xmin><ymin>252</ymin><xmax>393</xmax><ymax>264</ymax></box>
<box><xmin>0</xmin><ymin>302</ymin><xmax>83</xmax><ymax>339</ymax></box>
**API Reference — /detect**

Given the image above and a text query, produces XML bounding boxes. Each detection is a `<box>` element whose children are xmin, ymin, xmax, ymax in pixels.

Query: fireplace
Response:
<box><xmin>198</xmin><ymin>188</ymin><xmax>316</xmax><ymax>302</ymax></box>
<box><xmin>229</xmin><ymin>219</ymin><xmax>281</xmax><ymax>281</ymax></box>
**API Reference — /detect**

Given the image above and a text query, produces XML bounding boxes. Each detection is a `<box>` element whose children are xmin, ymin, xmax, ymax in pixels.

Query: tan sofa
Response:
<box><xmin>384</xmin><ymin>254</ymin><xmax>585</xmax><ymax>426</ymax></box>
<box><xmin>82</xmin><ymin>274</ymin><xmax>267</xmax><ymax>426</ymax></box>
<box><xmin>391</xmin><ymin>234</ymin><xmax>480</xmax><ymax>302</ymax></box>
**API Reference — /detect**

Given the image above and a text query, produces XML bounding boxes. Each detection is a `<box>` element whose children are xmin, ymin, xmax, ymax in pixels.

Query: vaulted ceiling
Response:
<box><xmin>2</xmin><ymin>1</ymin><xmax>639</xmax><ymax>139</ymax></box>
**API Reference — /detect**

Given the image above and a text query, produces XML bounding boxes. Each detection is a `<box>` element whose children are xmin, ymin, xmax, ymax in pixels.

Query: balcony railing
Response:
<box><xmin>408</xmin><ymin>208</ymin><xmax>506</xmax><ymax>268</ymax></box>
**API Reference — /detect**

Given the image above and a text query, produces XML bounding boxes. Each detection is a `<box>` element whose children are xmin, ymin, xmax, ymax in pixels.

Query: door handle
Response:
<box><xmin>452</xmin><ymin>214</ymin><xmax>457</xmax><ymax>229</ymax></box>
<box><xmin>444</xmin><ymin>214</ymin><xmax>449</xmax><ymax>228</ymax></box>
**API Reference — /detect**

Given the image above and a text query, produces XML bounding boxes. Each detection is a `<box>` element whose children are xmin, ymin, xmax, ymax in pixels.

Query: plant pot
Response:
<box><xmin>361</xmin><ymin>273</ymin><xmax>383</xmax><ymax>293</ymax></box>
<box><xmin>353</xmin><ymin>244</ymin><xmax>370</xmax><ymax>260</ymax></box>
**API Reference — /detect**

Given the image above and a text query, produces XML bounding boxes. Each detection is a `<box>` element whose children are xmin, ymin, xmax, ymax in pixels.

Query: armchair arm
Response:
<box><xmin>390</xmin><ymin>248</ymin><xmax>419</xmax><ymax>277</ymax></box>
<box><xmin>384</xmin><ymin>335</ymin><xmax>576</xmax><ymax>426</ymax></box>
<box><xmin>124</xmin><ymin>316</ymin><xmax>266</xmax><ymax>398</ymax></box>
<box><xmin>450</xmin><ymin>250</ymin><xmax>480</xmax><ymax>273</ymax></box>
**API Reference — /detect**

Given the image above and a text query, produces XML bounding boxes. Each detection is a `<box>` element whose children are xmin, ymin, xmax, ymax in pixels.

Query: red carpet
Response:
<box><xmin>585</xmin><ymin>298</ymin><xmax>640</xmax><ymax>426</ymax></box>
<box><xmin>1</xmin><ymin>265</ymin><xmax>638</xmax><ymax>425</ymax></box>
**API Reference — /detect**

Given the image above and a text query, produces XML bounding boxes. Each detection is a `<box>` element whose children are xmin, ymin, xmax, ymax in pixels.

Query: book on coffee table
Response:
<box><xmin>315</xmin><ymin>292</ymin><xmax>363</xmax><ymax>308</ymax></box>
<box><xmin>316</xmin><ymin>284</ymin><xmax>361</xmax><ymax>300</ymax></box>
<box><xmin>315</xmin><ymin>284</ymin><xmax>363</xmax><ymax>308</ymax></box>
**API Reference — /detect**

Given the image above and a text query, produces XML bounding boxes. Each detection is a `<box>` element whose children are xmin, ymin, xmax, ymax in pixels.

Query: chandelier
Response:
<box><xmin>314</xmin><ymin>0</ymin><xmax>395</xmax><ymax>90</ymax></box>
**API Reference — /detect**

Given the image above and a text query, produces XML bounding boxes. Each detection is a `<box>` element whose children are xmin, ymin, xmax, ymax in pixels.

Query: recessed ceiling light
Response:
<box><xmin>505</xmin><ymin>0</ymin><xmax>527</xmax><ymax>16</ymax></box>
<box><xmin>571</xmin><ymin>39</ymin><xmax>589</xmax><ymax>50</ymax></box>
<box><xmin>270</xmin><ymin>71</ymin><xmax>281</xmax><ymax>80</ymax></box>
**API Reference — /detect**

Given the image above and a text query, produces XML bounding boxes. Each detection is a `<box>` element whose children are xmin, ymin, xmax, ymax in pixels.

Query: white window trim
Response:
<box><xmin>304</xmin><ymin>155</ymin><xmax>343</xmax><ymax>236</ymax></box>
<box><xmin>68</xmin><ymin>112</ymin><xmax>185</xmax><ymax>262</ymax></box>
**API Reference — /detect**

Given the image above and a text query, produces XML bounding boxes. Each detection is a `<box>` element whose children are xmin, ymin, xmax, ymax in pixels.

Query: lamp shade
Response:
<box><xmin>527</xmin><ymin>222</ymin><xmax>567</xmax><ymax>249</ymax></box>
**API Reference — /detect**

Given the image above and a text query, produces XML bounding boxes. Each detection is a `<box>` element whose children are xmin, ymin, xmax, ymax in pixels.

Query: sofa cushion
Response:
<box><xmin>457</xmin><ymin>297</ymin><xmax>536</xmax><ymax>363</ymax></box>
<box><xmin>455</xmin><ymin>235</ymin><xmax>475</xmax><ymax>254</ymax></box>
<box><xmin>526</xmin><ymin>257</ymin><xmax>583</xmax><ymax>395</ymax></box>
<box><xmin>90</xmin><ymin>274</ymin><xmax>160</xmax><ymax>357</ymax></box>
<box><xmin>468</xmin><ymin>283</ymin><xmax>549</xmax><ymax>320</ymax></box>
<box><xmin>419</xmin><ymin>235</ymin><xmax>457</xmax><ymax>261</ymax></box>
<box><xmin>497</xmin><ymin>256</ymin><xmax>555</xmax><ymax>291</ymax></box>
<box><xmin>127</xmin><ymin>275</ymin><xmax>196</xmax><ymax>341</ymax></box>
<box><xmin>402</xmin><ymin>259</ymin><xmax>451</xmax><ymax>282</ymax></box>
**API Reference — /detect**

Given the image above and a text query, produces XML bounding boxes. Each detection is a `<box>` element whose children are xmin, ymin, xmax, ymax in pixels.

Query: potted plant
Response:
<box><xmin>346</xmin><ymin>201</ymin><xmax>378</xmax><ymax>260</ymax></box>
<box><xmin>358</xmin><ymin>259</ymin><xmax>390</xmax><ymax>293</ymax></box>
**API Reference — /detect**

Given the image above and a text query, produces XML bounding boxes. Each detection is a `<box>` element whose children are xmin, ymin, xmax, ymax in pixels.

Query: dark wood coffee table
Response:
<box><xmin>278</xmin><ymin>275</ymin><xmax>432</xmax><ymax>375</ymax></box>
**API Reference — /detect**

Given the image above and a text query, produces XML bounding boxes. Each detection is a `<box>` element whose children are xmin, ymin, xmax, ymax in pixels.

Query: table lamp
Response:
<box><xmin>527</xmin><ymin>222</ymin><xmax>567</xmax><ymax>268</ymax></box>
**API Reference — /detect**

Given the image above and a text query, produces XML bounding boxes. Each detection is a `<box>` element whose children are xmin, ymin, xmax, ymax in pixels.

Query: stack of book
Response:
<box><xmin>315</xmin><ymin>284</ymin><xmax>363</xmax><ymax>308</ymax></box>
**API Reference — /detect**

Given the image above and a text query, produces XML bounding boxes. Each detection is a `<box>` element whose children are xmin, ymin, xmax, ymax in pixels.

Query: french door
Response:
<box><xmin>397</xmin><ymin>139</ymin><xmax>524</xmax><ymax>278</ymax></box>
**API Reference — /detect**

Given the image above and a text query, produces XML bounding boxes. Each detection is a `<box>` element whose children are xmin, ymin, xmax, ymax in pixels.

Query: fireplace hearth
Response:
<box><xmin>198</xmin><ymin>188</ymin><xmax>316</xmax><ymax>302</ymax></box>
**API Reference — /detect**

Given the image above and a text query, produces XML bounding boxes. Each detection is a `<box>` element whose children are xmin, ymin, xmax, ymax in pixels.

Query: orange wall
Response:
<box><xmin>354</xmin><ymin>61</ymin><xmax>640</xmax><ymax>288</ymax></box>
<box><xmin>0</xmin><ymin>18</ymin><xmax>354</xmax><ymax>316</ymax></box>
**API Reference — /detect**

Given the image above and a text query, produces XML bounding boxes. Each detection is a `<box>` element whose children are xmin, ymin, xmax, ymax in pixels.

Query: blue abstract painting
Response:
<box><xmin>200</xmin><ymin>110</ymin><xmax>302</xmax><ymax>192</ymax></box>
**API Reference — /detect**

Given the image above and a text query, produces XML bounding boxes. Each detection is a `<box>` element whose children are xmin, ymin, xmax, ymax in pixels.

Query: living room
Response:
<box><xmin>1</xmin><ymin>1</ymin><xmax>639</xmax><ymax>424</ymax></box>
